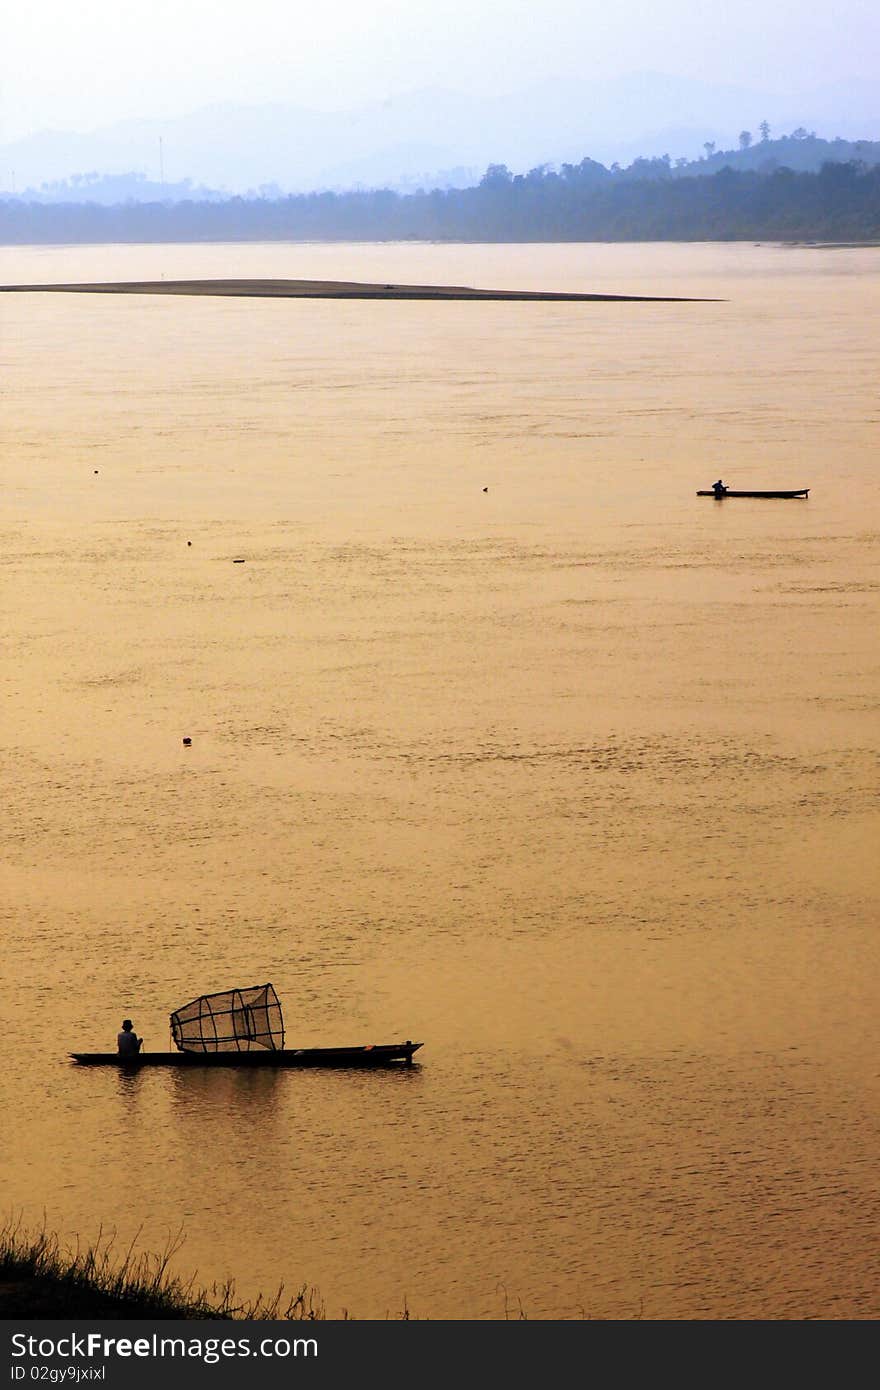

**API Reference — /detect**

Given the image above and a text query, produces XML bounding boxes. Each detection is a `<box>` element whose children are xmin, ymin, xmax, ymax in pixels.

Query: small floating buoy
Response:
<box><xmin>482</xmin><ymin>486</ymin><xmax>488</xmax><ymax>492</ymax></box>
<box><xmin>182</xmin><ymin>737</ymin><xmax>192</xmax><ymax>746</ymax></box>
<box><xmin>187</xmin><ymin>540</ymin><xmax>192</xmax><ymax>547</ymax></box>
<box><xmin>94</xmin><ymin>470</ymin><xmax>99</xmax><ymax>475</ymax></box>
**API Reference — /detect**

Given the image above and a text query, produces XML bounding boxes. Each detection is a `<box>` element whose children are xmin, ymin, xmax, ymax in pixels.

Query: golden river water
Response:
<box><xmin>1</xmin><ymin>241</ymin><xmax>878</xmax><ymax>1319</ymax></box>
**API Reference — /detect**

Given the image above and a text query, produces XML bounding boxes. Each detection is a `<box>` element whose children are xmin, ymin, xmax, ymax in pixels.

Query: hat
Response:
<box><xmin>122</xmin><ymin>1019</ymin><xmax>133</xmax><ymax>1029</ymax></box>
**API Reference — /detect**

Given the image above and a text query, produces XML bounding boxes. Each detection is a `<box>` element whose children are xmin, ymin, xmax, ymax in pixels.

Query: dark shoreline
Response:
<box><xmin>0</xmin><ymin>277</ymin><xmax>718</xmax><ymax>303</ymax></box>
<box><xmin>0</xmin><ymin>1224</ymin><xmax>329</xmax><ymax>1320</ymax></box>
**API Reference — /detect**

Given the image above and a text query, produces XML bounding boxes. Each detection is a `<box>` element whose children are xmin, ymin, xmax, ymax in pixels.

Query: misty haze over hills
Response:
<box><xmin>3</xmin><ymin>71</ymin><xmax>880</xmax><ymax>198</ymax></box>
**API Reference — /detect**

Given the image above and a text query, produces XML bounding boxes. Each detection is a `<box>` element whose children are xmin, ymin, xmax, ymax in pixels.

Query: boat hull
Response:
<box><xmin>70</xmin><ymin>1042</ymin><xmax>422</xmax><ymax>1068</ymax></box>
<box><xmin>697</xmin><ymin>489</ymin><xmax>809</xmax><ymax>498</ymax></box>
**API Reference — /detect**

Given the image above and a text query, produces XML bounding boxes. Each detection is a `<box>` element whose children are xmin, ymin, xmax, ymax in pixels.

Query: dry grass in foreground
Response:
<box><xmin>0</xmin><ymin>1219</ymin><xmax>347</xmax><ymax>1320</ymax></box>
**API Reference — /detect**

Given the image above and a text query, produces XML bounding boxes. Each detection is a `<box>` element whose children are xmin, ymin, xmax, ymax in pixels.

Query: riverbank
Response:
<box><xmin>2</xmin><ymin>162</ymin><xmax>877</xmax><ymax>244</ymax></box>
<box><xmin>0</xmin><ymin>1224</ymin><xmax>329</xmax><ymax>1320</ymax></box>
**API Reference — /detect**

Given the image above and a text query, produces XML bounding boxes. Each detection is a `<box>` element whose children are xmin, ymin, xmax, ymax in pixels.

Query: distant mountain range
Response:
<box><xmin>3</xmin><ymin>71</ymin><xmax>880</xmax><ymax>200</ymax></box>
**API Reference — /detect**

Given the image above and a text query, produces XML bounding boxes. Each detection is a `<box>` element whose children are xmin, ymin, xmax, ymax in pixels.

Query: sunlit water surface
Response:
<box><xmin>1</xmin><ymin>241</ymin><xmax>878</xmax><ymax>1319</ymax></box>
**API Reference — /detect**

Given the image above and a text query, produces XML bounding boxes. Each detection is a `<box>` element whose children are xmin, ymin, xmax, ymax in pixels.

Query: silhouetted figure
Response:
<box><xmin>712</xmin><ymin>479</ymin><xmax>728</xmax><ymax>497</ymax></box>
<box><xmin>117</xmin><ymin>1019</ymin><xmax>142</xmax><ymax>1056</ymax></box>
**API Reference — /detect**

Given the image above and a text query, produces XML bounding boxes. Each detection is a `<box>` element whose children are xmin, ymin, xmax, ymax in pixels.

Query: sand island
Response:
<box><xmin>0</xmin><ymin>277</ymin><xmax>715</xmax><ymax>302</ymax></box>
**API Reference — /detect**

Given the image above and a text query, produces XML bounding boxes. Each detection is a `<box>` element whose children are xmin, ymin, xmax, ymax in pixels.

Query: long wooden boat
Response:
<box><xmin>70</xmin><ymin>1042</ymin><xmax>422</xmax><ymax>1068</ymax></box>
<box><xmin>697</xmin><ymin>488</ymin><xmax>809</xmax><ymax>498</ymax></box>
<box><xmin>71</xmin><ymin>983</ymin><xmax>422</xmax><ymax>1069</ymax></box>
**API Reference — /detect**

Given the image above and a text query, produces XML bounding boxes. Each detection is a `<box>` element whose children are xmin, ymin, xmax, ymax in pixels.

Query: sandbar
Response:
<box><xmin>0</xmin><ymin>277</ymin><xmax>715</xmax><ymax>302</ymax></box>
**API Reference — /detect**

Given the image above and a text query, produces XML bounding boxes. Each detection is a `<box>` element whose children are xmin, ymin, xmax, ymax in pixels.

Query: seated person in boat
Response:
<box><xmin>117</xmin><ymin>1019</ymin><xmax>142</xmax><ymax>1056</ymax></box>
<box><xmin>712</xmin><ymin>479</ymin><xmax>728</xmax><ymax>497</ymax></box>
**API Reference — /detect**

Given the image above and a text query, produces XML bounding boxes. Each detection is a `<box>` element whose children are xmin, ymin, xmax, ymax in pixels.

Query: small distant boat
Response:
<box><xmin>697</xmin><ymin>488</ymin><xmax>810</xmax><ymax>499</ymax></box>
<box><xmin>70</xmin><ymin>983</ymin><xmax>422</xmax><ymax>1069</ymax></box>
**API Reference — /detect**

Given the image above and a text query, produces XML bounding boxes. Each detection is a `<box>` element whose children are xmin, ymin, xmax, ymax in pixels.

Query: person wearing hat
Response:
<box><xmin>117</xmin><ymin>1019</ymin><xmax>142</xmax><ymax>1056</ymax></box>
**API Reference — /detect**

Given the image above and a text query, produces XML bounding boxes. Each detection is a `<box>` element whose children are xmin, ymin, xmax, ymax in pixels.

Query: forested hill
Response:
<box><xmin>2</xmin><ymin>162</ymin><xmax>879</xmax><ymax>244</ymax></box>
<box><xmin>675</xmin><ymin>131</ymin><xmax>880</xmax><ymax>177</ymax></box>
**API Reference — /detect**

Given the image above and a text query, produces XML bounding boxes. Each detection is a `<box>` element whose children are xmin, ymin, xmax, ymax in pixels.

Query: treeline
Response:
<box><xmin>2</xmin><ymin>161</ymin><xmax>879</xmax><ymax>243</ymax></box>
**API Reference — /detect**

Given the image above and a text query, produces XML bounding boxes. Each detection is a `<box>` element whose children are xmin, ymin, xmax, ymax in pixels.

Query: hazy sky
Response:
<box><xmin>2</xmin><ymin>0</ymin><xmax>878</xmax><ymax>141</ymax></box>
